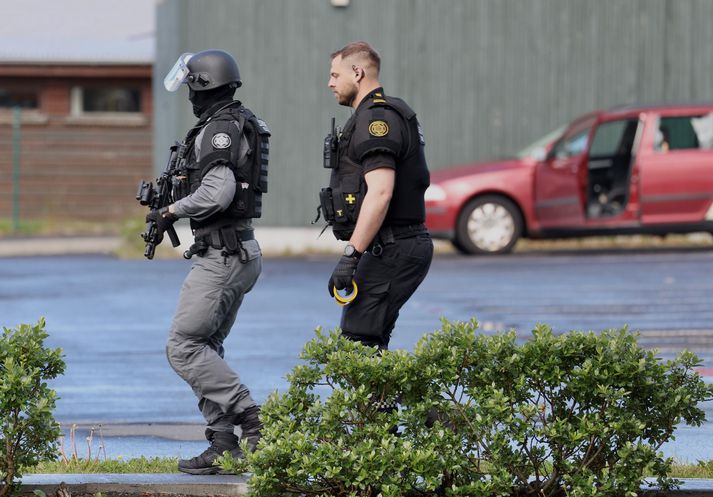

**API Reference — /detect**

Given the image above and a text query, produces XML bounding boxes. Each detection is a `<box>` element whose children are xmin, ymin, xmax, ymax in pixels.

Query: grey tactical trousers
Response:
<box><xmin>166</xmin><ymin>239</ymin><xmax>261</xmax><ymax>434</ymax></box>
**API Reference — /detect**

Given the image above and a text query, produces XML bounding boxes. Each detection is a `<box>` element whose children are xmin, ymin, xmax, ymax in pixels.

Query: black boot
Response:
<box><xmin>375</xmin><ymin>400</ymin><xmax>400</xmax><ymax>436</ymax></box>
<box><xmin>234</xmin><ymin>405</ymin><xmax>263</xmax><ymax>452</ymax></box>
<box><xmin>178</xmin><ymin>431</ymin><xmax>242</xmax><ymax>475</ymax></box>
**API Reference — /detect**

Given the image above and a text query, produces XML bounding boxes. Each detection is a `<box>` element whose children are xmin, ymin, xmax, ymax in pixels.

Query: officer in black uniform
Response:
<box><xmin>320</xmin><ymin>41</ymin><xmax>433</xmax><ymax>349</ymax></box>
<box><xmin>155</xmin><ymin>49</ymin><xmax>270</xmax><ymax>474</ymax></box>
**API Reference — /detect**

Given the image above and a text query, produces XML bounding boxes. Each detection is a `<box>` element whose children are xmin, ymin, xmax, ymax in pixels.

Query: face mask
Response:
<box><xmin>188</xmin><ymin>85</ymin><xmax>236</xmax><ymax>117</ymax></box>
<box><xmin>188</xmin><ymin>89</ymin><xmax>210</xmax><ymax>117</ymax></box>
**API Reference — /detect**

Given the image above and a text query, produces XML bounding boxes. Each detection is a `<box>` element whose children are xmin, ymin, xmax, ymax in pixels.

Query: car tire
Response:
<box><xmin>454</xmin><ymin>195</ymin><xmax>523</xmax><ymax>255</ymax></box>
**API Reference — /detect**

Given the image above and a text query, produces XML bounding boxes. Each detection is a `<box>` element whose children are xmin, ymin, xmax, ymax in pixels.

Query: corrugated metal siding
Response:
<box><xmin>155</xmin><ymin>0</ymin><xmax>713</xmax><ymax>226</ymax></box>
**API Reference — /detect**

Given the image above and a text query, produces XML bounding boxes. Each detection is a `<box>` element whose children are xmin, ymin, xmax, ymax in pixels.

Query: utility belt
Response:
<box><xmin>184</xmin><ymin>226</ymin><xmax>255</xmax><ymax>263</ymax></box>
<box><xmin>369</xmin><ymin>223</ymin><xmax>428</xmax><ymax>256</ymax></box>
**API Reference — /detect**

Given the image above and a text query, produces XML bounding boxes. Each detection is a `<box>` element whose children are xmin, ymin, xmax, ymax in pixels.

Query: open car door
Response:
<box><xmin>534</xmin><ymin>116</ymin><xmax>595</xmax><ymax>228</ymax></box>
<box><xmin>584</xmin><ymin>117</ymin><xmax>641</xmax><ymax>221</ymax></box>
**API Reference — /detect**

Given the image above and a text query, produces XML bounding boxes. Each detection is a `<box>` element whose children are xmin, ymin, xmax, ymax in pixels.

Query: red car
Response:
<box><xmin>426</xmin><ymin>104</ymin><xmax>713</xmax><ymax>254</ymax></box>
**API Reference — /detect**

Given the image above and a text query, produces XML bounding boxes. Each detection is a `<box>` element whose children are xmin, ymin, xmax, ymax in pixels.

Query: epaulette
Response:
<box><xmin>367</xmin><ymin>94</ymin><xmax>416</xmax><ymax>120</ymax></box>
<box><xmin>370</xmin><ymin>91</ymin><xmax>387</xmax><ymax>105</ymax></box>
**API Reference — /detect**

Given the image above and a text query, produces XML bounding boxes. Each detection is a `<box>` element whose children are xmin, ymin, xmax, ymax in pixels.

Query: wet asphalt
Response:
<box><xmin>1</xmin><ymin>248</ymin><xmax>713</xmax><ymax>461</ymax></box>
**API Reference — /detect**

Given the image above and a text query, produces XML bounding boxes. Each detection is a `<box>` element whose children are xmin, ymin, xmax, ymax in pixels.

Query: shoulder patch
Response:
<box><xmin>255</xmin><ymin>118</ymin><xmax>271</xmax><ymax>134</ymax></box>
<box><xmin>211</xmin><ymin>132</ymin><xmax>231</xmax><ymax>149</ymax></box>
<box><xmin>368</xmin><ymin>120</ymin><xmax>389</xmax><ymax>137</ymax></box>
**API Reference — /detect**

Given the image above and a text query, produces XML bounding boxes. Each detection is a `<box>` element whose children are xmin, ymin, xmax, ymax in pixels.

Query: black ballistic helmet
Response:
<box><xmin>185</xmin><ymin>49</ymin><xmax>242</xmax><ymax>91</ymax></box>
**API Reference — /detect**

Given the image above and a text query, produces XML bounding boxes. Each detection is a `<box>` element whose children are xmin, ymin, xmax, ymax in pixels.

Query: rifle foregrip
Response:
<box><xmin>144</xmin><ymin>243</ymin><xmax>156</xmax><ymax>260</ymax></box>
<box><xmin>167</xmin><ymin>226</ymin><xmax>181</xmax><ymax>248</ymax></box>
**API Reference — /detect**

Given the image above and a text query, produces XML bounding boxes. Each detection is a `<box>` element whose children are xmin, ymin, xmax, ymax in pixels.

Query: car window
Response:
<box><xmin>514</xmin><ymin>125</ymin><xmax>566</xmax><ymax>159</ymax></box>
<box><xmin>552</xmin><ymin>128</ymin><xmax>590</xmax><ymax>159</ymax></box>
<box><xmin>655</xmin><ymin>112</ymin><xmax>713</xmax><ymax>151</ymax></box>
<box><xmin>589</xmin><ymin>119</ymin><xmax>639</xmax><ymax>157</ymax></box>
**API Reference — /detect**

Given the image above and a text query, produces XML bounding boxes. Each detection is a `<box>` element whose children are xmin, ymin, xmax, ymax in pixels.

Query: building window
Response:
<box><xmin>71</xmin><ymin>86</ymin><xmax>141</xmax><ymax>114</ymax></box>
<box><xmin>0</xmin><ymin>88</ymin><xmax>39</xmax><ymax>109</ymax></box>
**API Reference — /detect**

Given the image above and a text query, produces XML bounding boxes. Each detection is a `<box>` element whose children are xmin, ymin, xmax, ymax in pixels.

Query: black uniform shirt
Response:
<box><xmin>348</xmin><ymin>88</ymin><xmax>403</xmax><ymax>172</ymax></box>
<box><xmin>346</xmin><ymin>88</ymin><xmax>430</xmax><ymax>226</ymax></box>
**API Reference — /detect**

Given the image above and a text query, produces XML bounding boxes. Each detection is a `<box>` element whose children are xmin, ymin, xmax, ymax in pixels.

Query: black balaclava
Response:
<box><xmin>188</xmin><ymin>84</ymin><xmax>236</xmax><ymax>118</ymax></box>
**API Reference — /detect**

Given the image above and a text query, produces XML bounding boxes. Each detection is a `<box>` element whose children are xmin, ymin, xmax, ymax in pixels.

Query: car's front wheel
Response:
<box><xmin>454</xmin><ymin>195</ymin><xmax>523</xmax><ymax>255</ymax></box>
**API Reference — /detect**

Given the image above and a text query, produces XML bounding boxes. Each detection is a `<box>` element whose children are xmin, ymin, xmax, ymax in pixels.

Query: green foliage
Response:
<box><xmin>118</xmin><ymin>216</ymin><xmax>149</xmax><ymax>258</ymax></box>
<box><xmin>227</xmin><ymin>320</ymin><xmax>713</xmax><ymax>497</ymax></box>
<box><xmin>1</xmin><ymin>319</ymin><xmax>65</xmax><ymax>497</ymax></box>
<box><xmin>0</xmin><ymin>219</ymin><xmax>45</xmax><ymax>236</ymax></box>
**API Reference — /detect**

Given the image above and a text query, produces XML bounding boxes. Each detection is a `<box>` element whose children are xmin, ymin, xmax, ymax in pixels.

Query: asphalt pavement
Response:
<box><xmin>2</xmin><ymin>234</ymin><xmax>713</xmax><ymax>465</ymax></box>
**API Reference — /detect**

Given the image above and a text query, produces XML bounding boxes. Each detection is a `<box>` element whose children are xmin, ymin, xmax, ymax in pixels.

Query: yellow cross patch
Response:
<box><xmin>345</xmin><ymin>193</ymin><xmax>356</xmax><ymax>204</ymax></box>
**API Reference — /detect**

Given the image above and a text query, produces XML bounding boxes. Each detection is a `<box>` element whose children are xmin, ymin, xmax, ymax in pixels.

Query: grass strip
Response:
<box><xmin>23</xmin><ymin>457</ymin><xmax>713</xmax><ymax>479</ymax></box>
<box><xmin>25</xmin><ymin>457</ymin><xmax>180</xmax><ymax>474</ymax></box>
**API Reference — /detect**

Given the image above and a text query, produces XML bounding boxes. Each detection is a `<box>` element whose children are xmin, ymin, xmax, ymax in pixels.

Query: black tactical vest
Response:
<box><xmin>319</xmin><ymin>93</ymin><xmax>428</xmax><ymax>241</ymax></box>
<box><xmin>176</xmin><ymin>101</ymin><xmax>270</xmax><ymax>231</ymax></box>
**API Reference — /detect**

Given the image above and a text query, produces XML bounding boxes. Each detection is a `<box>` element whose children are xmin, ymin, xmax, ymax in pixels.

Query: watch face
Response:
<box><xmin>345</xmin><ymin>245</ymin><xmax>356</xmax><ymax>257</ymax></box>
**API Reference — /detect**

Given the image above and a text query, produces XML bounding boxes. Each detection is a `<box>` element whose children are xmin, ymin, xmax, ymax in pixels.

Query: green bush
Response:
<box><xmin>0</xmin><ymin>319</ymin><xmax>65</xmax><ymax>497</ymax></box>
<box><xmin>227</xmin><ymin>320</ymin><xmax>713</xmax><ymax>497</ymax></box>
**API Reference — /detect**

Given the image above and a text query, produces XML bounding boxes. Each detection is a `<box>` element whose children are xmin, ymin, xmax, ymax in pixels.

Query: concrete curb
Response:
<box><xmin>0</xmin><ymin>236</ymin><xmax>122</xmax><ymax>257</ymax></box>
<box><xmin>0</xmin><ymin>227</ymin><xmax>456</xmax><ymax>258</ymax></box>
<box><xmin>18</xmin><ymin>473</ymin><xmax>249</xmax><ymax>496</ymax></box>
<box><xmin>14</xmin><ymin>474</ymin><xmax>713</xmax><ymax>496</ymax></box>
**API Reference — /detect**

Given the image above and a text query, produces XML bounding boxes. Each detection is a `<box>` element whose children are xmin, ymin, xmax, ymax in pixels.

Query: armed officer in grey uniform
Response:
<box><xmin>152</xmin><ymin>49</ymin><xmax>270</xmax><ymax>474</ymax></box>
<box><xmin>320</xmin><ymin>41</ymin><xmax>433</xmax><ymax>349</ymax></box>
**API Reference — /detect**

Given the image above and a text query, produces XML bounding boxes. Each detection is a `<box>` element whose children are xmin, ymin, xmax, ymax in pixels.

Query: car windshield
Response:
<box><xmin>514</xmin><ymin>125</ymin><xmax>566</xmax><ymax>159</ymax></box>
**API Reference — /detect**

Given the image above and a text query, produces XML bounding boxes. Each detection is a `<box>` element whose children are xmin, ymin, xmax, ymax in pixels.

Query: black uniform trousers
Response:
<box><xmin>340</xmin><ymin>231</ymin><xmax>433</xmax><ymax>349</ymax></box>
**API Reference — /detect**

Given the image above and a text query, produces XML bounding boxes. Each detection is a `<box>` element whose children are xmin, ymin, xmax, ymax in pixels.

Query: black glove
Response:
<box><xmin>146</xmin><ymin>208</ymin><xmax>177</xmax><ymax>244</ymax></box>
<box><xmin>328</xmin><ymin>255</ymin><xmax>359</xmax><ymax>297</ymax></box>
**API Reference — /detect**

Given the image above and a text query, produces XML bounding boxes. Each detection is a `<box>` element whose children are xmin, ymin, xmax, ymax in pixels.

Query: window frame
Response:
<box><xmin>66</xmin><ymin>85</ymin><xmax>147</xmax><ymax>127</ymax></box>
<box><xmin>69</xmin><ymin>86</ymin><xmax>142</xmax><ymax>116</ymax></box>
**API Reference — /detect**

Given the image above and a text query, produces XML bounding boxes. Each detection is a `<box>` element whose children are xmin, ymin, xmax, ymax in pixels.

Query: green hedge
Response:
<box><xmin>221</xmin><ymin>319</ymin><xmax>713</xmax><ymax>497</ymax></box>
<box><xmin>1</xmin><ymin>319</ymin><xmax>65</xmax><ymax>497</ymax></box>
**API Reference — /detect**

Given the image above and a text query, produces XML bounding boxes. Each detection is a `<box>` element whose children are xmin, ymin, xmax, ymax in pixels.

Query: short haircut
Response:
<box><xmin>331</xmin><ymin>41</ymin><xmax>381</xmax><ymax>75</ymax></box>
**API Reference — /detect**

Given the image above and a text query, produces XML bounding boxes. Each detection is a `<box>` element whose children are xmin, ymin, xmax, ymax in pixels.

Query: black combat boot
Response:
<box><xmin>234</xmin><ymin>405</ymin><xmax>263</xmax><ymax>452</ymax></box>
<box><xmin>178</xmin><ymin>430</ymin><xmax>242</xmax><ymax>475</ymax></box>
<box><xmin>375</xmin><ymin>400</ymin><xmax>400</xmax><ymax>436</ymax></box>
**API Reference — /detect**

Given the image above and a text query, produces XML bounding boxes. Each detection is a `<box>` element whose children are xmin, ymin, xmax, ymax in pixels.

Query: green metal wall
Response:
<box><xmin>154</xmin><ymin>0</ymin><xmax>713</xmax><ymax>226</ymax></box>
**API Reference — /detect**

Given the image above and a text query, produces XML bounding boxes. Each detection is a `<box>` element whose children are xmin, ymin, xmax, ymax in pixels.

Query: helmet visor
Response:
<box><xmin>163</xmin><ymin>53</ymin><xmax>194</xmax><ymax>92</ymax></box>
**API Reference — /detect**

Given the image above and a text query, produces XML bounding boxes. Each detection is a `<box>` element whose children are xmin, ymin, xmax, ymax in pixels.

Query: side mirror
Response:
<box><xmin>530</xmin><ymin>146</ymin><xmax>547</xmax><ymax>162</ymax></box>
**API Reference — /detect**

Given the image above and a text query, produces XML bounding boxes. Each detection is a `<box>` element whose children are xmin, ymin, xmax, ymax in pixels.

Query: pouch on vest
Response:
<box><xmin>173</xmin><ymin>148</ymin><xmax>202</xmax><ymax>200</ymax></box>
<box><xmin>331</xmin><ymin>185</ymin><xmax>349</xmax><ymax>224</ymax></box>
<box><xmin>339</xmin><ymin>172</ymin><xmax>362</xmax><ymax>222</ymax></box>
<box><xmin>319</xmin><ymin>188</ymin><xmax>336</xmax><ymax>223</ymax></box>
<box><xmin>219</xmin><ymin>226</ymin><xmax>239</xmax><ymax>252</ymax></box>
<box><xmin>233</xmin><ymin>113</ymin><xmax>270</xmax><ymax>218</ymax></box>
<box><xmin>172</xmin><ymin>176</ymin><xmax>190</xmax><ymax>200</ymax></box>
<box><xmin>254</xmin><ymin>117</ymin><xmax>270</xmax><ymax>194</ymax></box>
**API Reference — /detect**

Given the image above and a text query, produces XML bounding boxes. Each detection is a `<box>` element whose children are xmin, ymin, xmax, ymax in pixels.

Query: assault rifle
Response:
<box><xmin>135</xmin><ymin>142</ymin><xmax>185</xmax><ymax>259</ymax></box>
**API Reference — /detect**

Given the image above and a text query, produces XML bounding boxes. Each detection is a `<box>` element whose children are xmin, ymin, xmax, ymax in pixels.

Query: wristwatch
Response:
<box><xmin>344</xmin><ymin>244</ymin><xmax>362</xmax><ymax>259</ymax></box>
